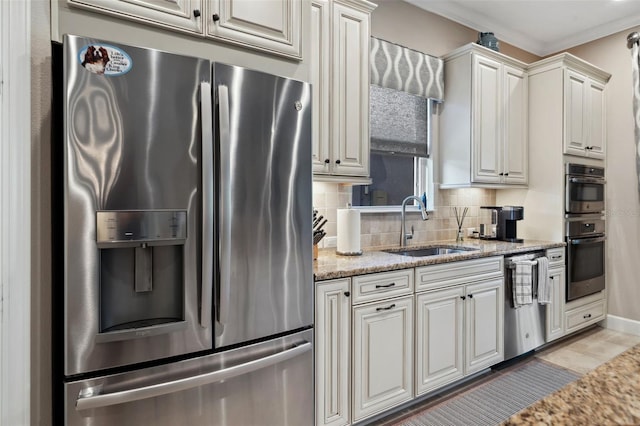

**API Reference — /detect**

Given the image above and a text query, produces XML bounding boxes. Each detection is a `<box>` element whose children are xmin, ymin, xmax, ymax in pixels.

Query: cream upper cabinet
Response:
<box><xmin>205</xmin><ymin>0</ymin><xmax>302</xmax><ymax>59</ymax></box>
<box><xmin>67</xmin><ymin>0</ymin><xmax>302</xmax><ymax>59</ymax></box>
<box><xmin>67</xmin><ymin>0</ymin><xmax>205</xmax><ymax>34</ymax></box>
<box><xmin>310</xmin><ymin>0</ymin><xmax>377</xmax><ymax>183</ymax></box>
<box><xmin>472</xmin><ymin>55</ymin><xmax>502</xmax><ymax>183</ymax></box>
<box><xmin>316</xmin><ymin>278</ymin><xmax>351</xmax><ymax>426</ymax></box>
<box><xmin>441</xmin><ymin>43</ymin><xmax>528</xmax><ymax>188</ymax></box>
<box><xmin>564</xmin><ymin>69</ymin><xmax>606</xmax><ymax>159</ymax></box>
<box><xmin>526</xmin><ymin>53</ymin><xmax>610</xmax><ymax>163</ymax></box>
<box><xmin>503</xmin><ymin>65</ymin><xmax>528</xmax><ymax>184</ymax></box>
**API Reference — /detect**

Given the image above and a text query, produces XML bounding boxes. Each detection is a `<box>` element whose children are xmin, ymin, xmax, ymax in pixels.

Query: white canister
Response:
<box><xmin>336</xmin><ymin>208</ymin><xmax>362</xmax><ymax>256</ymax></box>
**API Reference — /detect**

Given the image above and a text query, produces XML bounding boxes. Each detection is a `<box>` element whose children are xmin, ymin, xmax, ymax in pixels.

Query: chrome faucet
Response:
<box><xmin>400</xmin><ymin>195</ymin><xmax>429</xmax><ymax>247</ymax></box>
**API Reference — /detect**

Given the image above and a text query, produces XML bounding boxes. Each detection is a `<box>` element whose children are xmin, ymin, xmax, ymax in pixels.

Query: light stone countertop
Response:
<box><xmin>314</xmin><ymin>239</ymin><xmax>565</xmax><ymax>281</ymax></box>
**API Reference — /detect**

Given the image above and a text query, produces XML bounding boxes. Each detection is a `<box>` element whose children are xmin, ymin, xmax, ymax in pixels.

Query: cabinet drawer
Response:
<box><xmin>565</xmin><ymin>300</ymin><xmax>605</xmax><ymax>334</ymax></box>
<box><xmin>415</xmin><ymin>256</ymin><xmax>503</xmax><ymax>292</ymax></box>
<box><xmin>352</xmin><ymin>269</ymin><xmax>413</xmax><ymax>305</ymax></box>
<box><xmin>546</xmin><ymin>248</ymin><xmax>565</xmax><ymax>267</ymax></box>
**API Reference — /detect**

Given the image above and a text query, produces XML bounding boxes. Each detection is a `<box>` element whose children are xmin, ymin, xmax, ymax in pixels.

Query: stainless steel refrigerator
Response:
<box><xmin>54</xmin><ymin>35</ymin><xmax>313</xmax><ymax>426</ymax></box>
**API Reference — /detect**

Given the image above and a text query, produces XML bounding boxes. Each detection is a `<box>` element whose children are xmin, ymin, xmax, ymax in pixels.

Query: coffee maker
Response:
<box><xmin>479</xmin><ymin>206</ymin><xmax>499</xmax><ymax>239</ymax></box>
<box><xmin>497</xmin><ymin>206</ymin><xmax>524</xmax><ymax>242</ymax></box>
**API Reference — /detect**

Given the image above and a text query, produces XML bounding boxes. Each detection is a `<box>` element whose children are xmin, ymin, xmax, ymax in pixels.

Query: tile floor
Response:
<box><xmin>535</xmin><ymin>326</ymin><xmax>640</xmax><ymax>374</ymax></box>
<box><xmin>374</xmin><ymin>325</ymin><xmax>640</xmax><ymax>426</ymax></box>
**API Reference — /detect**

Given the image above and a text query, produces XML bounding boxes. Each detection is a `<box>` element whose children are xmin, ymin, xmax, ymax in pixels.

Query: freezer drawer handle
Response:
<box><xmin>75</xmin><ymin>341</ymin><xmax>312</xmax><ymax>411</ymax></box>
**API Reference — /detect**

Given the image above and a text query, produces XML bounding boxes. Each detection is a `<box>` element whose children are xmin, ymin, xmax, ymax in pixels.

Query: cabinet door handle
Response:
<box><xmin>324</xmin><ymin>158</ymin><xmax>330</xmax><ymax>164</ymax></box>
<box><xmin>498</xmin><ymin>172</ymin><xmax>504</xmax><ymax>176</ymax></box>
<box><xmin>344</xmin><ymin>291</ymin><xmax>350</xmax><ymax>297</ymax></box>
<box><xmin>460</xmin><ymin>296</ymin><xmax>466</xmax><ymax>300</ymax></box>
<box><xmin>193</xmin><ymin>9</ymin><xmax>201</xmax><ymax>18</ymax></box>
<box><xmin>212</xmin><ymin>13</ymin><xmax>220</xmax><ymax>22</ymax></box>
<box><xmin>584</xmin><ymin>313</ymin><xmax>592</xmax><ymax>319</ymax></box>
<box><xmin>468</xmin><ymin>294</ymin><xmax>473</xmax><ymax>299</ymax></box>
<box><xmin>375</xmin><ymin>282</ymin><xmax>396</xmax><ymax>289</ymax></box>
<box><xmin>376</xmin><ymin>304</ymin><xmax>396</xmax><ymax>312</ymax></box>
<box><xmin>335</xmin><ymin>159</ymin><xmax>341</xmax><ymax>165</ymax></box>
<box><xmin>504</xmin><ymin>173</ymin><xmax>509</xmax><ymax>176</ymax></box>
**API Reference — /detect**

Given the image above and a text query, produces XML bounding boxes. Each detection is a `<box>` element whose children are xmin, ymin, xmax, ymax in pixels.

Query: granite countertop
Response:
<box><xmin>314</xmin><ymin>239</ymin><xmax>565</xmax><ymax>281</ymax></box>
<box><xmin>503</xmin><ymin>344</ymin><xmax>640</xmax><ymax>425</ymax></box>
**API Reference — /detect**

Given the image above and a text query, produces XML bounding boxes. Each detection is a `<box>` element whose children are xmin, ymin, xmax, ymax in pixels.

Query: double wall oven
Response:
<box><xmin>565</xmin><ymin>163</ymin><xmax>606</xmax><ymax>301</ymax></box>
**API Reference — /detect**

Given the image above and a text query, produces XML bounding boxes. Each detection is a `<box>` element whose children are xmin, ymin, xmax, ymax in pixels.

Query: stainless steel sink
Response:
<box><xmin>385</xmin><ymin>246</ymin><xmax>478</xmax><ymax>257</ymax></box>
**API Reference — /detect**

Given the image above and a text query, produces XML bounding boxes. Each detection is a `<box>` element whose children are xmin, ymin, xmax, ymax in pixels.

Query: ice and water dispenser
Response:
<box><xmin>95</xmin><ymin>210</ymin><xmax>188</xmax><ymax>342</ymax></box>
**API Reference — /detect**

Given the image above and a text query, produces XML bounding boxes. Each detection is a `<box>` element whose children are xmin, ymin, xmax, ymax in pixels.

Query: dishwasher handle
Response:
<box><xmin>75</xmin><ymin>342</ymin><xmax>312</xmax><ymax>411</ymax></box>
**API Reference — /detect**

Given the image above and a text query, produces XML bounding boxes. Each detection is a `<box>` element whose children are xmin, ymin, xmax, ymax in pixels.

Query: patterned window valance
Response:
<box><xmin>370</xmin><ymin>37</ymin><xmax>444</xmax><ymax>101</ymax></box>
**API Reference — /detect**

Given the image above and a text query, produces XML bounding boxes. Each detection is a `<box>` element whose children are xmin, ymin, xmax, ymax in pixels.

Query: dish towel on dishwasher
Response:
<box><xmin>513</xmin><ymin>259</ymin><xmax>536</xmax><ymax>307</ymax></box>
<box><xmin>537</xmin><ymin>256</ymin><xmax>551</xmax><ymax>305</ymax></box>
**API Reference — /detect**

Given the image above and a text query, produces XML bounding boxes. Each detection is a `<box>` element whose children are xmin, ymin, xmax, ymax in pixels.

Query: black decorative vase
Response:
<box><xmin>478</xmin><ymin>32</ymin><xmax>500</xmax><ymax>52</ymax></box>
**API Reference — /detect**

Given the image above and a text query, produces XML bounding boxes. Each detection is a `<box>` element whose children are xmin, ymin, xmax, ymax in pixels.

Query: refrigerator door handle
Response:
<box><xmin>217</xmin><ymin>84</ymin><xmax>231</xmax><ymax>326</ymax></box>
<box><xmin>200</xmin><ymin>82</ymin><xmax>214</xmax><ymax>329</ymax></box>
<box><xmin>75</xmin><ymin>341</ymin><xmax>312</xmax><ymax>411</ymax></box>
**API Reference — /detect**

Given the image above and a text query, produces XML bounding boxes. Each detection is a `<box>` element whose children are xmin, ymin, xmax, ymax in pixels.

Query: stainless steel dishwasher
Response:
<box><xmin>504</xmin><ymin>251</ymin><xmax>547</xmax><ymax>360</ymax></box>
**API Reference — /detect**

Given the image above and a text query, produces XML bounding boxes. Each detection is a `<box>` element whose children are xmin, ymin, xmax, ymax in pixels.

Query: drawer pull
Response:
<box><xmin>344</xmin><ymin>291</ymin><xmax>350</xmax><ymax>297</ymax></box>
<box><xmin>583</xmin><ymin>313</ymin><xmax>592</xmax><ymax>319</ymax></box>
<box><xmin>551</xmin><ymin>255</ymin><xmax>562</xmax><ymax>260</ymax></box>
<box><xmin>376</xmin><ymin>304</ymin><xmax>396</xmax><ymax>312</ymax></box>
<box><xmin>375</xmin><ymin>282</ymin><xmax>396</xmax><ymax>289</ymax></box>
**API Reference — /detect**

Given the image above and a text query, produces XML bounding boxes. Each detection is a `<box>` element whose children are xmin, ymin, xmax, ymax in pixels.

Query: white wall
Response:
<box><xmin>566</xmin><ymin>27</ymin><xmax>640</xmax><ymax>322</ymax></box>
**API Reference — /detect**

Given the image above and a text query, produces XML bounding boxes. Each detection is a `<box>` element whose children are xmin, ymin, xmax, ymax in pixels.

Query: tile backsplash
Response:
<box><xmin>313</xmin><ymin>182</ymin><xmax>496</xmax><ymax>249</ymax></box>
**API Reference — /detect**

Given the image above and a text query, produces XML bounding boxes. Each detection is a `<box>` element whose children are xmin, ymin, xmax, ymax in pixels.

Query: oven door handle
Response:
<box><xmin>569</xmin><ymin>177</ymin><xmax>606</xmax><ymax>184</ymax></box>
<box><xmin>569</xmin><ymin>235</ymin><xmax>606</xmax><ymax>245</ymax></box>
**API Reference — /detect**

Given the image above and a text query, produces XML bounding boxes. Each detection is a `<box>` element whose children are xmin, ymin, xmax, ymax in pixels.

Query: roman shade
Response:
<box><xmin>370</xmin><ymin>37</ymin><xmax>443</xmax><ymax>157</ymax></box>
<box><xmin>370</xmin><ymin>37</ymin><xmax>444</xmax><ymax>101</ymax></box>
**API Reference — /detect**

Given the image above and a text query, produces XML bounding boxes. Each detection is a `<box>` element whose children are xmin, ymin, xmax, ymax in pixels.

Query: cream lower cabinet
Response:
<box><xmin>352</xmin><ymin>296</ymin><xmax>413</xmax><ymax>422</ymax></box>
<box><xmin>316</xmin><ymin>278</ymin><xmax>351</xmax><ymax>426</ymax></box>
<box><xmin>415</xmin><ymin>256</ymin><xmax>504</xmax><ymax>396</ymax></box>
<box><xmin>545</xmin><ymin>247</ymin><xmax>566</xmax><ymax>343</ymax></box>
<box><xmin>415</xmin><ymin>277</ymin><xmax>503</xmax><ymax>395</ymax></box>
<box><xmin>415</xmin><ymin>286</ymin><xmax>464</xmax><ymax>394</ymax></box>
<box><xmin>316</xmin><ymin>259</ymin><xmax>505</xmax><ymax>425</ymax></box>
<box><xmin>464</xmin><ymin>278</ymin><xmax>504</xmax><ymax>374</ymax></box>
<box><xmin>564</xmin><ymin>290</ymin><xmax>606</xmax><ymax>334</ymax></box>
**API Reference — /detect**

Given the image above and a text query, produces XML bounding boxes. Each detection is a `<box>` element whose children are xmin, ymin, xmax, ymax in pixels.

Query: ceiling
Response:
<box><xmin>404</xmin><ymin>0</ymin><xmax>640</xmax><ymax>56</ymax></box>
